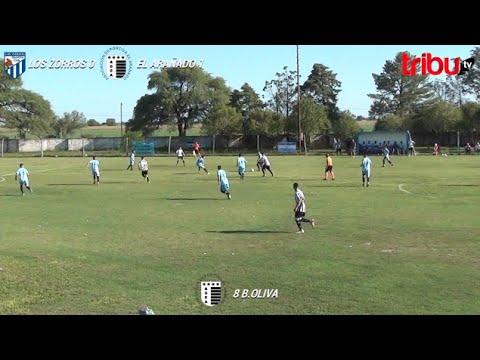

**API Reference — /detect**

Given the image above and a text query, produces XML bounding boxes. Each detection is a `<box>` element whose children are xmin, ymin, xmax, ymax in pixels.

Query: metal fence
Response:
<box><xmin>1</xmin><ymin>132</ymin><xmax>478</xmax><ymax>157</ymax></box>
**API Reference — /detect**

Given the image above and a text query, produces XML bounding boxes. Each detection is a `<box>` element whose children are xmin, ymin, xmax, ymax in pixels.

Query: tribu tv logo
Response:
<box><xmin>402</xmin><ymin>53</ymin><xmax>475</xmax><ymax>76</ymax></box>
<box><xmin>4</xmin><ymin>52</ymin><xmax>27</xmax><ymax>79</ymax></box>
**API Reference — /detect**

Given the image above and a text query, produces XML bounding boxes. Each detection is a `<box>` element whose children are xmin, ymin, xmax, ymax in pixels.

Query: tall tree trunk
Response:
<box><xmin>177</xmin><ymin>121</ymin><xmax>183</xmax><ymax>137</ymax></box>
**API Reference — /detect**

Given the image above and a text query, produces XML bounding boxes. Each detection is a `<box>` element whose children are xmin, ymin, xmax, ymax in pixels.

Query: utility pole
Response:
<box><xmin>120</xmin><ymin>102</ymin><xmax>123</xmax><ymax>136</ymax></box>
<box><xmin>296</xmin><ymin>45</ymin><xmax>302</xmax><ymax>152</ymax></box>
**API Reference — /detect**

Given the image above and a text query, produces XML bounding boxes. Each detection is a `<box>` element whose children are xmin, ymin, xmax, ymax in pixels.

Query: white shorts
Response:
<box><xmin>92</xmin><ymin>170</ymin><xmax>100</xmax><ymax>177</ymax></box>
<box><xmin>19</xmin><ymin>179</ymin><xmax>29</xmax><ymax>187</ymax></box>
<box><xmin>383</xmin><ymin>154</ymin><xmax>390</xmax><ymax>161</ymax></box>
<box><xmin>362</xmin><ymin>169</ymin><xmax>371</xmax><ymax>177</ymax></box>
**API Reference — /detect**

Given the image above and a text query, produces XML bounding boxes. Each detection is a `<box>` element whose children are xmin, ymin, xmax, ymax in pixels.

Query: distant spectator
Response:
<box><xmin>335</xmin><ymin>138</ymin><xmax>342</xmax><ymax>155</ymax></box>
<box><xmin>392</xmin><ymin>141</ymin><xmax>399</xmax><ymax>155</ymax></box>
<box><xmin>351</xmin><ymin>139</ymin><xmax>356</xmax><ymax>158</ymax></box>
<box><xmin>475</xmin><ymin>142</ymin><xmax>480</xmax><ymax>154</ymax></box>
<box><xmin>465</xmin><ymin>142</ymin><xmax>472</xmax><ymax>154</ymax></box>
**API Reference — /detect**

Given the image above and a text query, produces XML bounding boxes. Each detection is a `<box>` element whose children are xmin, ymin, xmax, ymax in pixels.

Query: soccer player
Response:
<box><xmin>15</xmin><ymin>163</ymin><xmax>32</xmax><ymax>196</ymax></box>
<box><xmin>87</xmin><ymin>156</ymin><xmax>100</xmax><ymax>185</ymax></box>
<box><xmin>127</xmin><ymin>151</ymin><xmax>135</xmax><ymax>171</ymax></box>
<box><xmin>324</xmin><ymin>154</ymin><xmax>335</xmax><ymax>180</ymax></box>
<box><xmin>408</xmin><ymin>139</ymin><xmax>416</xmax><ymax>156</ymax></box>
<box><xmin>176</xmin><ymin>147</ymin><xmax>186</xmax><ymax>166</ymax></box>
<box><xmin>138</xmin><ymin>156</ymin><xmax>150</xmax><ymax>183</ymax></box>
<box><xmin>237</xmin><ymin>153</ymin><xmax>247</xmax><ymax>180</ymax></box>
<box><xmin>293</xmin><ymin>182</ymin><xmax>314</xmax><ymax>234</ymax></box>
<box><xmin>256</xmin><ymin>152</ymin><xmax>262</xmax><ymax>171</ymax></box>
<box><xmin>361</xmin><ymin>154</ymin><xmax>372</xmax><ymax>187</ymax></box>
<box><xmin>432</xmin><ymin>143</ymin><xmax>439</xmax><ymax>156</ymax></box>
<box><xmin>193</xmin><ymin>141</ymin><xmax>200</xmax><ymax>158</ymax></box>
<box><xmin>382</xmin><ymin>145</ymin><xmax>393</xmax><ymax>167</ymax></box>
<box><xmin>260</xmin><ymin>153</ymin><xmax>274</xmax><ymax>177</ymax></box>
<box><xmin>196</xmin><ymin>155</ymin><xmax>209</xmax><ymax>174</ymax></box>
<box><xmin>217</xmin><ymin>165</ymin><xmax>231</xmax><ymax>199</ymax></box>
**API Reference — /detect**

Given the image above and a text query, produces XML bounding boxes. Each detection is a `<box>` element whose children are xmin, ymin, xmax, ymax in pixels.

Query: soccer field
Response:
<box><xmin>1</xmin><ymin>155</ymin><xmax>479</xmax><ymax>314</ymax></box>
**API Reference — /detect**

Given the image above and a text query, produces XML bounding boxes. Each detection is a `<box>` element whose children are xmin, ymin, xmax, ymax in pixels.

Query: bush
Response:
<box><xmin>105</xmin><ymin>118</ymin><xmax>116</xmax><ymax>126</ymax></box>
<box><xmin>87</xmin><ymin>119</ymin><xmax>100</xmax><ymax>126</ymax></box>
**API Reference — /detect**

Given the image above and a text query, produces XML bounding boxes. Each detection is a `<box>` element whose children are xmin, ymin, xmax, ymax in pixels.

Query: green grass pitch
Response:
<box><xmin>0</xmin><ymin>154</ymin><xmax>479</xmax><ymax>314</ymax></box>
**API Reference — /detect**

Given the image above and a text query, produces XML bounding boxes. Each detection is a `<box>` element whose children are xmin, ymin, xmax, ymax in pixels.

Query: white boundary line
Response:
<box><xmin>398</xmin><ymin>184</ymin><xmax>412</xmax><ymax>195</ymax></box>
<box><xmin>398</xmin><ymin>183</ymin><xmax>436</xmax><ymax>199</ymax></box>
<box><xmin>0</xmin><ymin>166</ymin><xmax>77</xmax><ymax>184</ymax></box>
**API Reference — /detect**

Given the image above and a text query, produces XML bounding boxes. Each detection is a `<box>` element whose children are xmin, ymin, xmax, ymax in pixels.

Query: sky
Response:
<box><xmin>1</xmin><ymin>45</ymin><xmax>477</xmax><ymax>122</ymax></box>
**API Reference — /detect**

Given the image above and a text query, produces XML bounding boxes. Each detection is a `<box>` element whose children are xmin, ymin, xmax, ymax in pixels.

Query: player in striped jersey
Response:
<box><xmin>176</xmin><ymin>147</ymin><xmax>186</xmax><ymax>166</ymax></box>
<box><xmin>293</xmin><ymin>183</ymin><xmax>314</xmax><ymax>233</ymax></box>
<box><xmin>259</xmin><ymin>153</ymin><xmax>274</xmax><ymax>177</ymax></box>
<box><xmin>138</xmin><ymin>156</ymin><xmax>150</xmax><ymax>183</ymax></box>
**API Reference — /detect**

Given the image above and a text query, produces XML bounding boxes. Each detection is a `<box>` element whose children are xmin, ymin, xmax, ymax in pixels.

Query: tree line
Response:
<box><xmin>126</xmin><ymin>63</ymin><xmax>358</xmax><ymax>142</ymax></box>
<box><xmin>369</xmin><ymin>48</ymin><xmax>480</xmax><ymax>137</ymax></box>
<box><xmin>1</xmin><ymin>46</ymin><xmax>479</xmax><ymax>141</ymax></box>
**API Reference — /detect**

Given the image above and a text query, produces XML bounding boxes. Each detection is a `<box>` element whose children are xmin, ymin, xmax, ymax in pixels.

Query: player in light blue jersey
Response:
<box><xmin>196</xmin><ymin>155</ymin><xmax>209</xmax><ymax>174</ymax></box>
<box><xmin>361</xmin><ymin>154</ymin><xmax>372</xmax><ymax>187</ymax></box>
<box><xmin>237</xmin><ymin>153</ymin><xmax>247</xmax><ymax>180</ymax></box>
<box><xmin>87</xmin><ymin>156</ymin><xmax>100</xmax><ymax>185</ymax></box>
<box><xmin>15</xmin><ymin>163</ymin><xmax>32</xmax><ymax>196</ymax></box>
<box><xmin>382</xmin><ymin>145</ymin><xmax>393</xmax><ymax>167</ymax></box>
<box><xmin>217</xmin><ymin>165</ymin><xmax>231</xmax><ymax>199</ymax></box>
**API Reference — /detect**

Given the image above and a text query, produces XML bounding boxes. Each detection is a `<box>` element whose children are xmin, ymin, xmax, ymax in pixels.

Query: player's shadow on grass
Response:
<box><xmin>441</xmin><ymin>184</ymin><xmax>480</xmax><ymax>187</ymax></box>
<box><xmin>206</xmin><ymin>230</ymin><xmax>290</xmax><ymax>234</ymax></box>
<box><xmin>165</xmin><ymin>197</ymin><xmax>223</xmax><ymax>201</ymax></box>
<box><xmin>47</xmin><ymin>182</ymin><xmax>136</xmax><ymax>186</ymax></box>
<box><xmin>311</xmin><ymin>183</ymin><xmax>359</xmax><ymax>187</ymax></box>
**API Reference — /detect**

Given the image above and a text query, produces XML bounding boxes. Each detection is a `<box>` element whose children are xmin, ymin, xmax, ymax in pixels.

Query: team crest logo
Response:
<box><xmin>4</xmin><ymin>52</ymin><xmax>26</xmax><ymax>79</ymax></box>
<box><xmin>100</xmin><ymin>46</ymin><xmax>132</xmax><ymax>80</ymax></box>
<box><xmin>201</xmin><ymin>281</ymin><xmax>222</xmax><ymax>307</ymax></box>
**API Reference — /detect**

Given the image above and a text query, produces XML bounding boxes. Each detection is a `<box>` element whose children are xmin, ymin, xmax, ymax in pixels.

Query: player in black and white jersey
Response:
<box><xmin>293</xmin><ymin>182</ymin><xmax>314</xmax><ymax>233</ymax></box>
<box><xmin>176</xmin><ymin>147</ymin><xmax>185</xmax><ymax>166</ymax></box>
<box><xmin>259</xmin><ymin>153</ymin><xmax>274</xmax><ymax>177</ymax></box>
<box><xmin>138</xmin><ymin>156</ymin><xmax>150</xmax><ymax>183</ymax></box>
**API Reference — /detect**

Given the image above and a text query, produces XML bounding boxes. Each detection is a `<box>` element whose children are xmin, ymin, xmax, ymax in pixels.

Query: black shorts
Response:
<box><xmin>142</xmin><ymin>170</ymin><xmax>148</xmax><ymax>177</ymax></box>
<box><xmin>262</xmin><ymin>165</ymin><xmax>271</xmax><ymax>171</ymax></box>
<box><xmin>295</xmin><ymin>211</ymin><xmax>305</xmax><ymax>220</ymax></box>
<box><xmin>194</xmin><ymin>149</ymin><xmax>199</xmax><ymax>155</ymax></box>
<box><xmin>325</xmin><ymin>165</ymin><xmax>333</xmax><ymax>172</ymax></box>
<box><xmin>177</xmin><ymin>156</ymin><xmax>184</xmax><ymax>160</ymax></box>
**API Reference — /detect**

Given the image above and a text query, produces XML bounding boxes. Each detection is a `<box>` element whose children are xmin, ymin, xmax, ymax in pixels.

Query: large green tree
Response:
<box><xmin>406</xmin><ymin>101</ymin><xmax>462</xmax><ymax>134</ymax></box>
<box><xmin>129</xmin><ymin>67</ymin><xmax>230</xmax><ymax>136</ymax></box>
<box><xmin>462</xmin><ymin>47</ymin><xmax>480</xmax><ymax>101</ymax></box>
<box><xmin>249</xmin><ymin>108</ymin><xmax>285</xmax><ymax>136</ymax></box>
<box><xmin>201</xmin><ymin>105</ymin><xmax>242</xmax><ymax>149</ymax></box>
<box><xmin>55</xmin><ymin>110</ymin><xmax>87</xmax><ymax>138</ymax></box>
<box><xmin>332</xmin><ymin>110</ymin><xmax>360</xmax><ymax>140</ymax></box>
<box><xmin>374</xmin><ymin>114</ymin><xmax>407</xmax><ymax>131</ymax></box>
<box><xmin>229</xmin><ymin>83</ymin><xmax>264</xmax><ymax>136</ymax></box>
<box><xmin>368</xmin><ymin>52</ymin><xmax>434</xmax><ymax>118</ymax></box>
<box><xmin>301</xmin><ymin>63</ymin><xmax>341</xmax><ymax>118</ymax></box>
<box><xmin>263</xmin><ymin>66</ymin><xmax>297</xmax><ymax>119</ymax></box>
<box><xmin>288</xmin><ymin>97</ymin><xmax>330</xmax><ymax>139</ymax></box>
<box><xmin>457</xmin><ymin>102</ymin><xmax>480</xmax><ymax>136</ymax></box>
<box><xmin>0</xmin><ymin>59</ymin><xmax>55</xmax><ymax>139</ymax></box>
